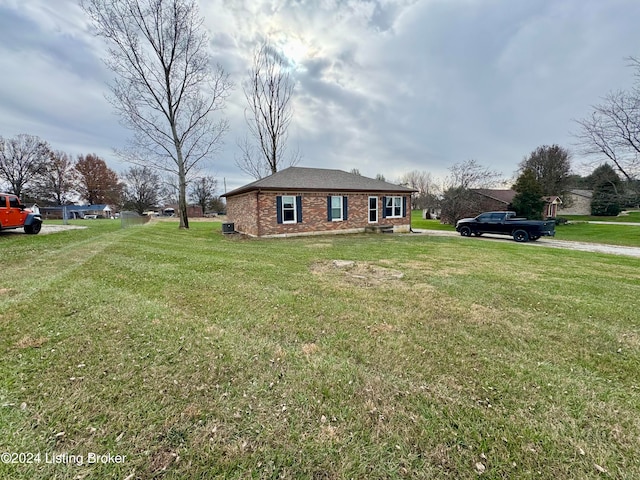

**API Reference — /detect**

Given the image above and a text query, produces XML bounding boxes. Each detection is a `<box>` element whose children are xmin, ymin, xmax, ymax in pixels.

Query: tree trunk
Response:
<box><xmin>178</xmin><ymin>160</ymin><xmax>189</xmax><ymax>229</ymax></box>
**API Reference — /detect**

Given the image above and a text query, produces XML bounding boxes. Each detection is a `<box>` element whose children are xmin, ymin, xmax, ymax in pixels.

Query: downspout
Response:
<box><xmin>256</xmin><ymin>189</ymin><xmax>261</xmax><ymax>237</ymax></box>
<box><xmin>409</xmin><ymin>194</ymin><xmax>416</xmax><ymax>233</ymax></box>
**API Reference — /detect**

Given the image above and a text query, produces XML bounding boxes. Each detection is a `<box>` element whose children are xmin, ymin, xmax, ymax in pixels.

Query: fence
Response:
<box><xmin>120</xmin><ymin>211</ymin><xmax>151</xmax><ymax>229</ymax></box>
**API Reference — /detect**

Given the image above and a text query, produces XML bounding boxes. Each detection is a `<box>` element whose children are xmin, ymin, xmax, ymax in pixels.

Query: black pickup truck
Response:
<box><xmin>455</xmin><ymin>211</ymin><xmax>555</xmax><ymax>242</ymax></box>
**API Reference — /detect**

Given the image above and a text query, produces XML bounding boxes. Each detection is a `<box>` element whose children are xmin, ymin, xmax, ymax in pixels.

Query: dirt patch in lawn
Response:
<box><xmin>310</xmin><ymin>259</ymin><xmax>404</xmax><ymax>287</ymax></box>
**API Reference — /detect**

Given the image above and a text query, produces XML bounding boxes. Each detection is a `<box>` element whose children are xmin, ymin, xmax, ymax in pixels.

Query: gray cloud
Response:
<box><xmin>1</xmin><ymin>0</ymin><xmax>640</xmax><ymax>191</ymax></box>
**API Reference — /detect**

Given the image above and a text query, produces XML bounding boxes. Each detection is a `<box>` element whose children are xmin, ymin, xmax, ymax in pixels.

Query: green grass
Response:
<box><xmin>1</xmin><ymin>221</ymin><xmax>640</xmax><ymax>479</ymax></box>
<box><xmin>411</xmin><ymin>210</ymin><xmax>454</xmax><ymax>231</ymax></box>
<box><xmin>554</xmin><ymin>222</ymin><xmax>640</xmax><ymax>247</ymax></box>
<box><xmin>561</xmin><ymin>212</ymin><xmax>640</xmax><ymax>223</ymax></box>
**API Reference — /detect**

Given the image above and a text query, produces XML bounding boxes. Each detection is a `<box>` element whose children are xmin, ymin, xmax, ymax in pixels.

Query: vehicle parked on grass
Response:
<box><xmin>0</xmin><ymin>193</ymin><xmax>43</xmax><ymax>234</ymax></box>
<box><xmin>455</xmin><ymin>211</ymin><xmax>555</xmax><ymax>242</ymax></box>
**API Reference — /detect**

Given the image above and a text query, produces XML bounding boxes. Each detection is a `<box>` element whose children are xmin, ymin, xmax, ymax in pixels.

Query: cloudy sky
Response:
<box><xmin>1</xmin><ymin>0</ymin><xmax>640</xmax><ymax>192</ymax></box>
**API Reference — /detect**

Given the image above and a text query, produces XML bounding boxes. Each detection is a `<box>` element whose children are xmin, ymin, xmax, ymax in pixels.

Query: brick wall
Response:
<box><xmin>226</xmin><ymin>191</ymin><xmax>259</xmax><ymax>236</ymax></box>
<box><xmin>226</xmin><ymin>191</ymin><xmax>412</xmax><ymax>237</ymax></box>
<box><xmin>559</xmin><ymin>192</ymin><xmax>592</xmax><ymax>215</ymax></box>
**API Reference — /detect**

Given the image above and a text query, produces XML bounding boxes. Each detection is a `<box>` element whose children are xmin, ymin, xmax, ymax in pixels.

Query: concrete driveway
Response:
<box><xmin>412</xmin><ymin>229</ymin><xmax>640</xmax><ymax>258</ymax></box>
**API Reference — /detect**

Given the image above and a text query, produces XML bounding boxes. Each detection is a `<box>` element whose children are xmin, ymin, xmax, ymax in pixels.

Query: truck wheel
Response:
<box><xmin>513</xmin><ymin>229</ymin><xmax>529</xmax><ymax>242</ymax></box>
<box><xmin>530</xmin><ymin>235</ymin><xmax>540</xmax><ymax>241</ymax></box>
<box><xmin>24</xmin><ymin>222</ymin><xmax>42</xmax><ymax>235</ymax></box>
<box><xmin>459</xmin><ymin>226</ymin><xmax>472</xmax><ymax>237</ymax></box>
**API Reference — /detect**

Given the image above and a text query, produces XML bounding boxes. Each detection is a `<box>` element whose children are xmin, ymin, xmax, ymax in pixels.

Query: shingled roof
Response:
<box><xmin>223</xmin><ymin>167</ymin><xmax>417</xmax><ymax>197</ymax></box>
<box><xmin>471</xmin><ymin>189</ymin><xmax>516</xmax><ymax>205</ymax></box>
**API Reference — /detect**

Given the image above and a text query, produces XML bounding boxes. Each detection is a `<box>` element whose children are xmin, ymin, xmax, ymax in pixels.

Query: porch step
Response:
<box><xmin>365</xmin><ymin>225</ymin><xmax>394</xmax><ymax>233</ymax></box>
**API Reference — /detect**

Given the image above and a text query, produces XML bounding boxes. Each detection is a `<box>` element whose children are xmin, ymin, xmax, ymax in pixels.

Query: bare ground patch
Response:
<box><xmin>310</xmin><ymin>260</ymin><xmax>404</xmax><ymax>287</ymax></box>
<box><xmin>15</xmin><ymin>335</ymin><xmax>49</xmax><ymax>349</ymax></box>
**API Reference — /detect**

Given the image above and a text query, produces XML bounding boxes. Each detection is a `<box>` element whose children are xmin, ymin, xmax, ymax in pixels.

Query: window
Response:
<box><xmin>384</xmin><ymin>196</ymin><xmax>403</xmax><ymax>218</ymax></box>
<box><xmin>9</xmin><ymin>196</ymin><xmax>20</xmax><ymax>208</ymax></box>
<box><xmin>282</xmin><ymin>195</ymin><xmax>296</xmax><ymax>223</ymax></box>
<box><xmin>327</xmin><ymin>196</ymin><xmax>348</xmax><ymax>221</ymax></box>
<box><xmin>276</xmin><ymin>195</ymin><xmax>302</xmax><ymax>224</ymax></box>
<box><xmin>368</xmin><ymin>196</ymin><xmax>378</xmax><ymax>223</ymax></box>
<box><xmin>331</xmin><ymin>196</ymin><xmax>342</xmax><ymax>221</ymax></box>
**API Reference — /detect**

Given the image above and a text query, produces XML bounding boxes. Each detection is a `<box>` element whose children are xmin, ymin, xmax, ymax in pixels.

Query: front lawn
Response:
<box><xmin>1</xmin><ymin>222</ymin><xmax>639</xmax><ymax>478</ymax></box>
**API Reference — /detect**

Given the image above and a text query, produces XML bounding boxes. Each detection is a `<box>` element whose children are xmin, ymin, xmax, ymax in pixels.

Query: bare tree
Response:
<box><xmin>237</xmin><ymin>41</ymin><xmax>299</xmax><ymax>179</ymax></box>
<box><xmin>81</xmin><ymin>0</ymin><xmax>232</xmax><ymax>228</ymax></box>
<box><xmin>440</xmin><ymin>160</ymin><xmax>503</xmax><ymax>224</ymax></box>
<box><xmin>33</xmin><ymin>150</ymin><xmax>78</xmax><ymax>205</ymax></box>
<box><xmin>575</xmin><ymin>58</ymin><xmax>640</xmax><ymax>182</ymax></box>
<box><xmin>398</xmin><ymin>170</ymin><xmax>439</xmax><ymax>210</ymax></box>
<box><xmin>0</xmin><ymin>133</ymin><xmax>50</xmax><ymax>198</ymax></box>
<box><xmin>189</xmin><ymin>175</ymin><xmax>217</xmax><ymax>214</ymax></box>
<box><xmin>122</xmin><ymin>166</ymin><xmax>161</xmax><ymax>214</ymax></box>
<box><xmin>235</xmin><ymin>136</ymin><xmax>271</xmax><ymax>180</ymax></box>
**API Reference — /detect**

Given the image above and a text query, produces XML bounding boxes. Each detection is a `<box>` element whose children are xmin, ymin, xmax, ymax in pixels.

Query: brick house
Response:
<box><xmin>558</xmin><ymin>189</ymin><xmax>593</xmax><ymax>215</ymax></box>
<box><xmin>222</xmin><ymin>167</ymin><xmax>417</xmax><ymax>237</ymax></box>
<box><xmin>471</xmin><ymin>189</ymin><xmax>561</xmax><ymax>219</ymax></box>
<box><xmin>471</xmin><ymin>189</ymin><xmax>517</xmax><ymax>212</ymax></box>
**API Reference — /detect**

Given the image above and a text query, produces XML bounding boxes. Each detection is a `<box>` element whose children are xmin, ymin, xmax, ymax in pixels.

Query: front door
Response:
<box><xmin>368</xmin><ymin>196</ymin><xmax>378</xmax><ymax>223</ymax></box>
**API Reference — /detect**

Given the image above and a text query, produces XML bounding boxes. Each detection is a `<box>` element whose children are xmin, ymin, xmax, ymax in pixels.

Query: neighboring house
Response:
<box><xmin>558</xmin><ymin>189</ymin><xmax>593</xmax><ymax>216</ymax></box>
<box><xmin>471</xmin><ymin>189</ymin><xmax>517</xmax><ymax>212</ymax></box>
<box><xmin>40</xmin><ymin>204</ymin><xmax>114</xmax><ymax>219</ymax></box>
<box><xmin>471</xmin><ymin>189</ymin><xmax>562</xmax><ymax>219</ymax></box>
<box><xmin>222</xmin><ymin>167</ymin><xmax>417</xmax><ymax>237</ymax></box>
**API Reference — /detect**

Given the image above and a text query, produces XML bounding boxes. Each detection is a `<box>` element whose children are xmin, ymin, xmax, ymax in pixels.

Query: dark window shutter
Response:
<box><xmin>327</xmin><ymin>196</ymin><xmax>332</xmax><ymax>221</ymax></box>
<box><xmin>296</xmin><ymin>196</ymin><xmax>303</xmax><ymax>223</ymax></box>
<box><xmin>382</xmin><ymin>196</ymin><xmax>387</xmax><ymax>218</ymax></box>
<box><xmin>402</xmin><ymin>196</ymin><xmax>407</xmax><ymax>217</ymax></box>
<box><xmin>343</xmin><ymin>196</ymin><xmax>348</xmax><ymax>221</ymax></box>
<box><xmin>276</xmin><ymin>196</ymin><xmax>283</xmax><ymax>224</ymax></box>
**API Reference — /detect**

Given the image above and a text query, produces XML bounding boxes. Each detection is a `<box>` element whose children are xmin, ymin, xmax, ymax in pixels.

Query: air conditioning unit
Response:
<box><xmin>222</xmin><ymin>222</ymin><xmax>235</xmax><ymax>234</ymax></box>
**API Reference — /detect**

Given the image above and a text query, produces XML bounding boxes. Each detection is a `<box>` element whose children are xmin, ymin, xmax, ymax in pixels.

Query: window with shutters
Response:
<box><xmin>330</xmin><ymin>196</ymin><xmax>343</xmax><ymax>221</ymax></box>
<box><xmin>282</xmin><ymin>195</ymin><xmax>296</xmax><ymax>223</ymax></box>
<box><xmin>384</xmin><ymin>196</ymin><xmax>403</xmax><ymax>218</ymax></box>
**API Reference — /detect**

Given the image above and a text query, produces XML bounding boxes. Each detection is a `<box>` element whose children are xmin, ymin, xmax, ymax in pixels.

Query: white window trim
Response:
<box><xmin>282</xmin><ymin>195</ymin><xmax>297</xmax><ymax>224</ymax></box>
<box><xmin>331</xmin><ymin>195</ymin><xmax>343</xmax><ymax>221</ymax></box>
<box><xmin>386</xmin><ymin>196</ymin><xmax>403</xmax><ymax>218</ymax></box>
<box><xmin>368</xmin><ymin>196</ymin><xmax>378</xmax><ymax>223</ymax></box>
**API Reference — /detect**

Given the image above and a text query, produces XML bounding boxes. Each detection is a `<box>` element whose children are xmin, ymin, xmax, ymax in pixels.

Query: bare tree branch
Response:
<box><xmin>0</xmin><ymin>134</ymin><xmax>50</xmax><ymax>198</ymax></box>
<box><xmin>236</xmin><ymin>41</ymin><xmax>300</xmax><ymax>179</ymax></box>
<box><xmin>575</xmin><ymin>58</ymin><xmax>640</xmax><ymax>182</ymax></box>
<box><xmin>81</xmin><ymin>0</ymin><xmax>232</xmax><ymax>228</ymax></box>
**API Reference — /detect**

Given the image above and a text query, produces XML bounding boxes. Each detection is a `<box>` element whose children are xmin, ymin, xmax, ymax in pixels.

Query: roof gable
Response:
<box><xmin>223</xmin><ymin>167</ymin><xmax>417</xmax><ymax>197</ymax></box>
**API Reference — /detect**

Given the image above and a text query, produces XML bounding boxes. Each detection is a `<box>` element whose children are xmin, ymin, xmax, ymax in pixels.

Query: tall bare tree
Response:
<box><xmin>0</xmin><ymin>133</ymin><xmax>50</xmax><ymax>198</ymax></box>
<box><xmin>81</xmin><ymin>0</ymin><xmax>232</xmax><ymax>228</ymax></box>
<box><xmin>33</xmin><ymin>150</ymin><xmax>78</xmax><ymax>205</ymax></box>
<box><xmin>237</xmin><ymin>41</ymin><xmax>299</xmax><ymax>179</ymax></box>
<box><xmin>575</xmin><ymin>58</ymin><xmax>640</xmax><ymax>182</ymax></box>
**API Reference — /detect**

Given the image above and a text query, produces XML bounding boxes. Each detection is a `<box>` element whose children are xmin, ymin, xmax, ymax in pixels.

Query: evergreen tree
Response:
<box><xmin>590</xmin><ymin>164</ymin><xmax>622</xmax><ymax>216</ymax></box>
<box><xmin>511</xmin><ymin>169</ymin><xmax>545</xmax><ymax>219</ymax></box>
